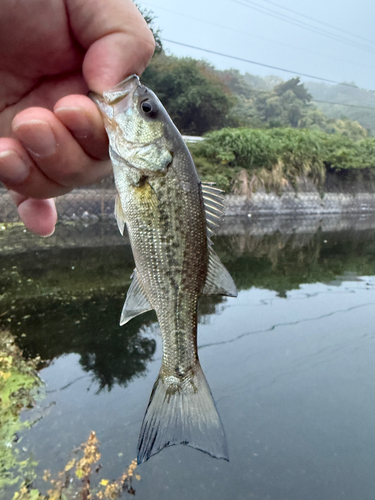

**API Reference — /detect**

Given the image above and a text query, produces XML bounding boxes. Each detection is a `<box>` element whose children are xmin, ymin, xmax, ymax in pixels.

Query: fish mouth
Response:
<box><xmin>103</xmin><ymin>74</ymin><xmax>140</xmax><ymax>105</ymax></box>
<box><xmin>89</xmin><ymin>74</ymin><xmax>142</xmax><ymax>118</ymax></box>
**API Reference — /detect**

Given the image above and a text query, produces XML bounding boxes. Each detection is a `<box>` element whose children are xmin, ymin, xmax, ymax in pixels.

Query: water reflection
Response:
<box><xmin>2</xmin><ymin>217</ymin><xmax>375</xmax><ymax>499</ymax></box>
<box><xmin>1</xmin><ymin>294</ymin><xmax>157</xmax><ymax>391</ymax></box>
<box><xmin>2</xmin><ymin>218</ymin><xmax>375</xmax><ymax>388</ymax></box>
<box><xmin>214</xmin><ymin>226</ymin><xmax>375</xmax><ymax>294</ymax></box>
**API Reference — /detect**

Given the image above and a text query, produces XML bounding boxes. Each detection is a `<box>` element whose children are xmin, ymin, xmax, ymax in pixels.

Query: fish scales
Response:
<box><xmin>125</xmin><ymin>168</ymin><xmax>207</xmax><ymax>374</ymax></box>
<box><xmin>91</xmin><ymin>75</ymin><xmax>237</xmax><ymax>464</ymax></box>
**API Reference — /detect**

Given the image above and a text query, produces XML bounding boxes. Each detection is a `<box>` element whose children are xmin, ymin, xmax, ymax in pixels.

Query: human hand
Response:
<box><xmin>0</xmin><ymin>0</ymin><xmax>155</xmax><ymax>235</ymax></box>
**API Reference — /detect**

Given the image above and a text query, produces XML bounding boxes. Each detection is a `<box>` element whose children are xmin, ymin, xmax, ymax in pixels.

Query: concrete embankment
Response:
<box><xmin>3</xmin><ymin>186</ymin><xmax>375</xmax><ymax>255</ymax></box>
<box><xmin>3</xmin><ymin>188</ymin><xmax>375</xmax><ymax>224</ymax></box>
<box><xmin>224</xmin><ymin>192</ymin><xmax>375</xmax><ymax>216</ymax></box>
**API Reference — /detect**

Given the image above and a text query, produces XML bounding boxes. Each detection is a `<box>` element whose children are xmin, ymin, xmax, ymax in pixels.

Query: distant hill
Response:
<box><xmin>305</xmin><ymin>82</ymin><xmax>375</xmax><ymax>135</ymax></box>
<box><xmin>214</xmin><ymin>69</ymin><xmax>368</xmax><ymax>140</ymax></box>
<box><xmin>217</xmin><ymin>69</ymin><xmax>375</xmax><ymax>136</ymax></box>
<box><xmin>142</xmin><ymin>53</ymin><xmax>371</xmax><ymax>139</ymax></box>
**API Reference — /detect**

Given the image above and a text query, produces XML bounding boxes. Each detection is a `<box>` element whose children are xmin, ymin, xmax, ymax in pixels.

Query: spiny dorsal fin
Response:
<box><xmin>115</xmin><ymin>193</ymin><xmax>126</xmax><ymax>236</ymax></box>
<box><xmin>201</xmin><ymin>183</ymin><xmax>236</xmax><ymax>296</ymax></box>
<box><xmin>201</xmin><ymin>182</ymin><xmax>225</xmax><ymax>198</ymax></box>
<box><xmin>203</xmin><ymin>246</ymin><xmax>238</xmax><ymax>297</ymax></box>
<box><xmin>201</xmin><ymin>182</ymin><xmax>225</xmax><ymax>238</ymax></box>
<box><xmin>120</xmin><ymin>269</ymin><xmax>153</xmax><ymax>325</ymax></box>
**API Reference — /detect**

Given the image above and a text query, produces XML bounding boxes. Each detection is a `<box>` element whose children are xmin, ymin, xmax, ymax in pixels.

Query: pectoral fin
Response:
<box><xmin>115</xmin><ymin>194</ymin><xmax>126</xmax><ymax>236</ymax></box>
<box><xmin>203</xmin><ymin>246</ymin><xmax>238</xmax><ymax>297</ymax></box>
<box><xmin>120</xmin><ymin>270</ymin><xmax>153</xmax><ymax>325</ymax></box>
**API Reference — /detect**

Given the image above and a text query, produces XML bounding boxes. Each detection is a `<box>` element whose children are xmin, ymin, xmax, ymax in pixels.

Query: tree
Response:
<box><xmin>142</xmin><ymin>54</ymin><xmax>235</xmax><ymax>135</ymax></box>
<box><xmin>274</xmin><ymin>77</ymin><xmax>312</xmax><ymax>103</ymax></box>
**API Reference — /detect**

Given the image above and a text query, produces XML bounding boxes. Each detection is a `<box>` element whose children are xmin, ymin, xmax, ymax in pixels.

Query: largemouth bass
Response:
<box><xmin>91</xmin><ymin>75</ymin><xmax>237</xmax><ymax>464</ymax></box>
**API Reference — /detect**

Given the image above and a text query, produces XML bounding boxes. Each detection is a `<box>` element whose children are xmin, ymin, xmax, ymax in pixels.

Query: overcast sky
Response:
<box><xmin>140</xmin><ymin>0</ymin><xmax>375</xmax><ymax>92</ymax></box>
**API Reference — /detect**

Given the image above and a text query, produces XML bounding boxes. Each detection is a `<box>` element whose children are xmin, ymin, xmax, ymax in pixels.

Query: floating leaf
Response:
<box><xmin>43</xmin><ymin>470</ymin><xmax>51</xmax><ymax>482</ymax></box>
<box><xmin>75</xmin><ymin>469</ymin><xmax>84</xmax><ymax>480</ymax></box>
<box><xmin>28</xmin><ymin>490</ymin><xmax>40</xmax><ymax>500</ymax></box>
<box><xmin>64</xmin><ymin>458</ymin><xmax>76</xmax><ymax>472</ymax></box>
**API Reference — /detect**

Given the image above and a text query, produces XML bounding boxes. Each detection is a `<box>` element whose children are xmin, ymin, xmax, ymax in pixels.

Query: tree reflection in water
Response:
<box><xmin>3</xmin><ymin>218</ymin><xmax>375</xmax><ymax>392</ymax></box>
<box><xmin>1</xmin><ymin>294</ymin><xmax>157</xmax><ymax>391</ymax></box>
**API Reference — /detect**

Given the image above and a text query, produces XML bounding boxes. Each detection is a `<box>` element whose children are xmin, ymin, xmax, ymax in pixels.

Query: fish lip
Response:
<box><xmin>103</xmin><ymin>74</ymin><xmax>140</xmax><ymax>105</ymax></box>
<box><xmin>90</xmin><ymin>74</ymin><xmax>148</xmax><ymax>119</ymax></box>
<box><xmin>89</xmin><ymin>75</ymin><xmax>141</xmax><ymax>120</ymax></box>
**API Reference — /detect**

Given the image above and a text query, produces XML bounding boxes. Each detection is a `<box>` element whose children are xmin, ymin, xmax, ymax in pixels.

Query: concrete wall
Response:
<box><xmin>225</xmin><ymin>192</ymin><xmax>375</xmax><ymax>216</ymax></box>
<box><xmin>3</xmin><ymin>188</ymin><xmax>375</xmax><ymax>224</ymax></box>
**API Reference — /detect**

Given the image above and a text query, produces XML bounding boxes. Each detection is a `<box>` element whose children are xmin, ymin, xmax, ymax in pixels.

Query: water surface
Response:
<box><xmin>2</xmin><ymin>215</ymin><xmax>375</xmax><ymax>499</ymax></box>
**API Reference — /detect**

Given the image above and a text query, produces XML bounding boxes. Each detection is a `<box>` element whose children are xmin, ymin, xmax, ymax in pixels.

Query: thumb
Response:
<box><xmin>66</xmin><ymin>0</ymin><xmax>155</xmax><ymax>93</ymax></box>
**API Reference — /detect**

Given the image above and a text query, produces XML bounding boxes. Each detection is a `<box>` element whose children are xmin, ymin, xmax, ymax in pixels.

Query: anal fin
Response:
<box><xmin>120</xmin><ymin>269</ymin><xmax>153</xmax><ymax>325</ymax></box>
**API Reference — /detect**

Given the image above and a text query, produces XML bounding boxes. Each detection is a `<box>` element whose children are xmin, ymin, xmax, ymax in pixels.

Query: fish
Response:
<box><xmin>90</xmin><ymin>75</ymin><xmax>237</xmax><ymax>464</ymax></box>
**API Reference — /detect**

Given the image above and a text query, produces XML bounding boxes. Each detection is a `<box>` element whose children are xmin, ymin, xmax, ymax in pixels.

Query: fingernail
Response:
<box><xmin>55</xmin><ymin>107</ymin><xmax>90</xmax><ymax>138</ymax></box>
<box><xmin>14</xmin><ymin>120</ymin><xmax>57</xmax><ymax>157</ymax></box>
<box><xmin>0</xmin><ymin>150</ymin><xmax>29</xmax><ymax>184</ymax></box>
<box><xmin>40</xmin><ymin>227</ymin><xmax>56</xmax><ymax>238</ymax></box>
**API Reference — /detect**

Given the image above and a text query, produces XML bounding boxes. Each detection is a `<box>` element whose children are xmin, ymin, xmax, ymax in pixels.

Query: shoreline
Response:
<box><xmin>2</xmin><ymin>211</ymin><xmax>375</xmax><ymax>256</ymax></box>
<box><xmin>224</xmin><ymin>192</ymin><xmax>375</xmax><ymax>216</ymax></box>
<box><xmin>3</xmin><ymin>188</ymin><xmax>375</xmax><ymax>223</ymax></box>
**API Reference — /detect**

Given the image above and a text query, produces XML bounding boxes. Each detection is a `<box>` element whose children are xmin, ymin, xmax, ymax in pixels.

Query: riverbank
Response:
<box><xmin>3</xmin><ymin>188</ymin><xmax>375</xmax><ymax>225</ymax></box>
<box><xmin>225</xmin><ymin>192</ymin><xmax>375</xmax><ymax>216</ymax></box>
<box><xmin>2</xmin><ymin>210</ymin><xmax>375</xmax><ymax>256</ymax></box>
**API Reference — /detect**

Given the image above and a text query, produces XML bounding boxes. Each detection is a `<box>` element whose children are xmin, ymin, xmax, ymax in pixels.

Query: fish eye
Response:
<box><xmin>140</xmin><ymin>99</ymin><xmax>158</xmax><ymax>118</ymax></box>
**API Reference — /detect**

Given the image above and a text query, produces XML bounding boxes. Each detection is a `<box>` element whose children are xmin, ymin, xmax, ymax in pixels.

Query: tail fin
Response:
<box><xmin>137</xmin><ymin>362</ymin><xmax>228</xmax><ymax>464</ymax></box>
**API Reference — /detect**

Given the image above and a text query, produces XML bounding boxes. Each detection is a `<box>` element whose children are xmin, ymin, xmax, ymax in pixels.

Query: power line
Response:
<box><xmin>233</xmin><ymin>0</ymin><xmax>375</xmax><ymax>54</ymax></box>
<box><xmin>162</xmin><ymin>38</ymin><xmax>371</xmax><ymax>90</ymax></box>
<box><xmin>312</xmin><ymin>100</ymin><xmax>375</xmax><ymax>110</ymax></box>
<box><xmin>258</xmin><ymin>0</ymin><xmax>375</xmax><ymax>48</ymax></box>
<box><xmin>233</xmin><ymin>89</ymin><xmax>375</xmax><ymax>109</ymax></box>
<box><xmin>234</xmin><ymin>0</ymin><xmax>375</xmax><ymax>54</ymax></box>
<box><xmin>234</xmin><ymin>0</ymin><xmax>375</xmax><ymax>53</ymax></box>
<box><xmin>222</xmin><ymin>87</ymin><xmax>375</xmax><ymax>110</ymax></box>
<box><xmin>233</xmin><ymin>87</ymin><xmax>375</xmax><ymax>109</ymax></box>
<box><xmin>143</xmin><ymin>1</ymin><xmax>373</xmax><ymax>70</ymax></box>
<box><xmin>202</xmin><ymin>82</ymin><xmax>375</xmax><ymax>109</ymax></box>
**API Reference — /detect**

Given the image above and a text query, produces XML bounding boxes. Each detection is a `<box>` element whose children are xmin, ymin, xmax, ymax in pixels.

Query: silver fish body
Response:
<box><xmin>91</xmin><ymin>75</ymin><xmax>237</xmax><ymax>464</ymax></box>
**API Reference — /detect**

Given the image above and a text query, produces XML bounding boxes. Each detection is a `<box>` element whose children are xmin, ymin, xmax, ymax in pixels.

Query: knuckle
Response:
<box><xmin>140</xmin><ymin>27</ymin><xmax>156</xmax><ymax>62</ymax></box>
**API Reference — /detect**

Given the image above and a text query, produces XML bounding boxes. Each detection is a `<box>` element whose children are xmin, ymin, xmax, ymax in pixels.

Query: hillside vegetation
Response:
<box><xmin>141</xmin><ymin>51</ymin><xmax>375</xmax><ymax>194</ymax></box>
<box><xmin>142</xmin><ymin>53</ymin><xmax>369</xmax><ymax>140</ymax></box>
<box><xmin>306</xmin><ymin>82</ymin><xmax>375</xmax><ymax>135</ymax></box>
<box><xmin>189</xmin><ymin>128</ymin><xmax>375</xmax><ymax>194</ymax></box>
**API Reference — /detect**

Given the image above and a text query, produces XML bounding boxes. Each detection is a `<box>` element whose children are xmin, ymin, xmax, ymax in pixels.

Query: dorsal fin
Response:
<box><xmin>201</xmin><ymin>183</ymin><xmax>237</xmax><ymax>297</ymax></box>
<box><xmin>201</xmin><ymin>182</ymin><xmax>225</xmax><ymax>238</ymax></box>
<box><xmin>203</xmin><ymin>246</ymin><xmax>237</xmax><ymax>297</ymax></box>
<box><xmin>120</xmin><ymin>269</ymin><xmax>153</xmax><ymax>325</ymax></box>
<box><xmin>202</xmin><ymin>182</ymin><xmax>225</xmax><ymax>196</ymax></box>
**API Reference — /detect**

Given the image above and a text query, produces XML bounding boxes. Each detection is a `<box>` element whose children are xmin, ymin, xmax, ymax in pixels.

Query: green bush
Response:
<box><xmin>189</xmin><ymin>128</ymin><xmax>375</xmax><ymax>193</ymax></box>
